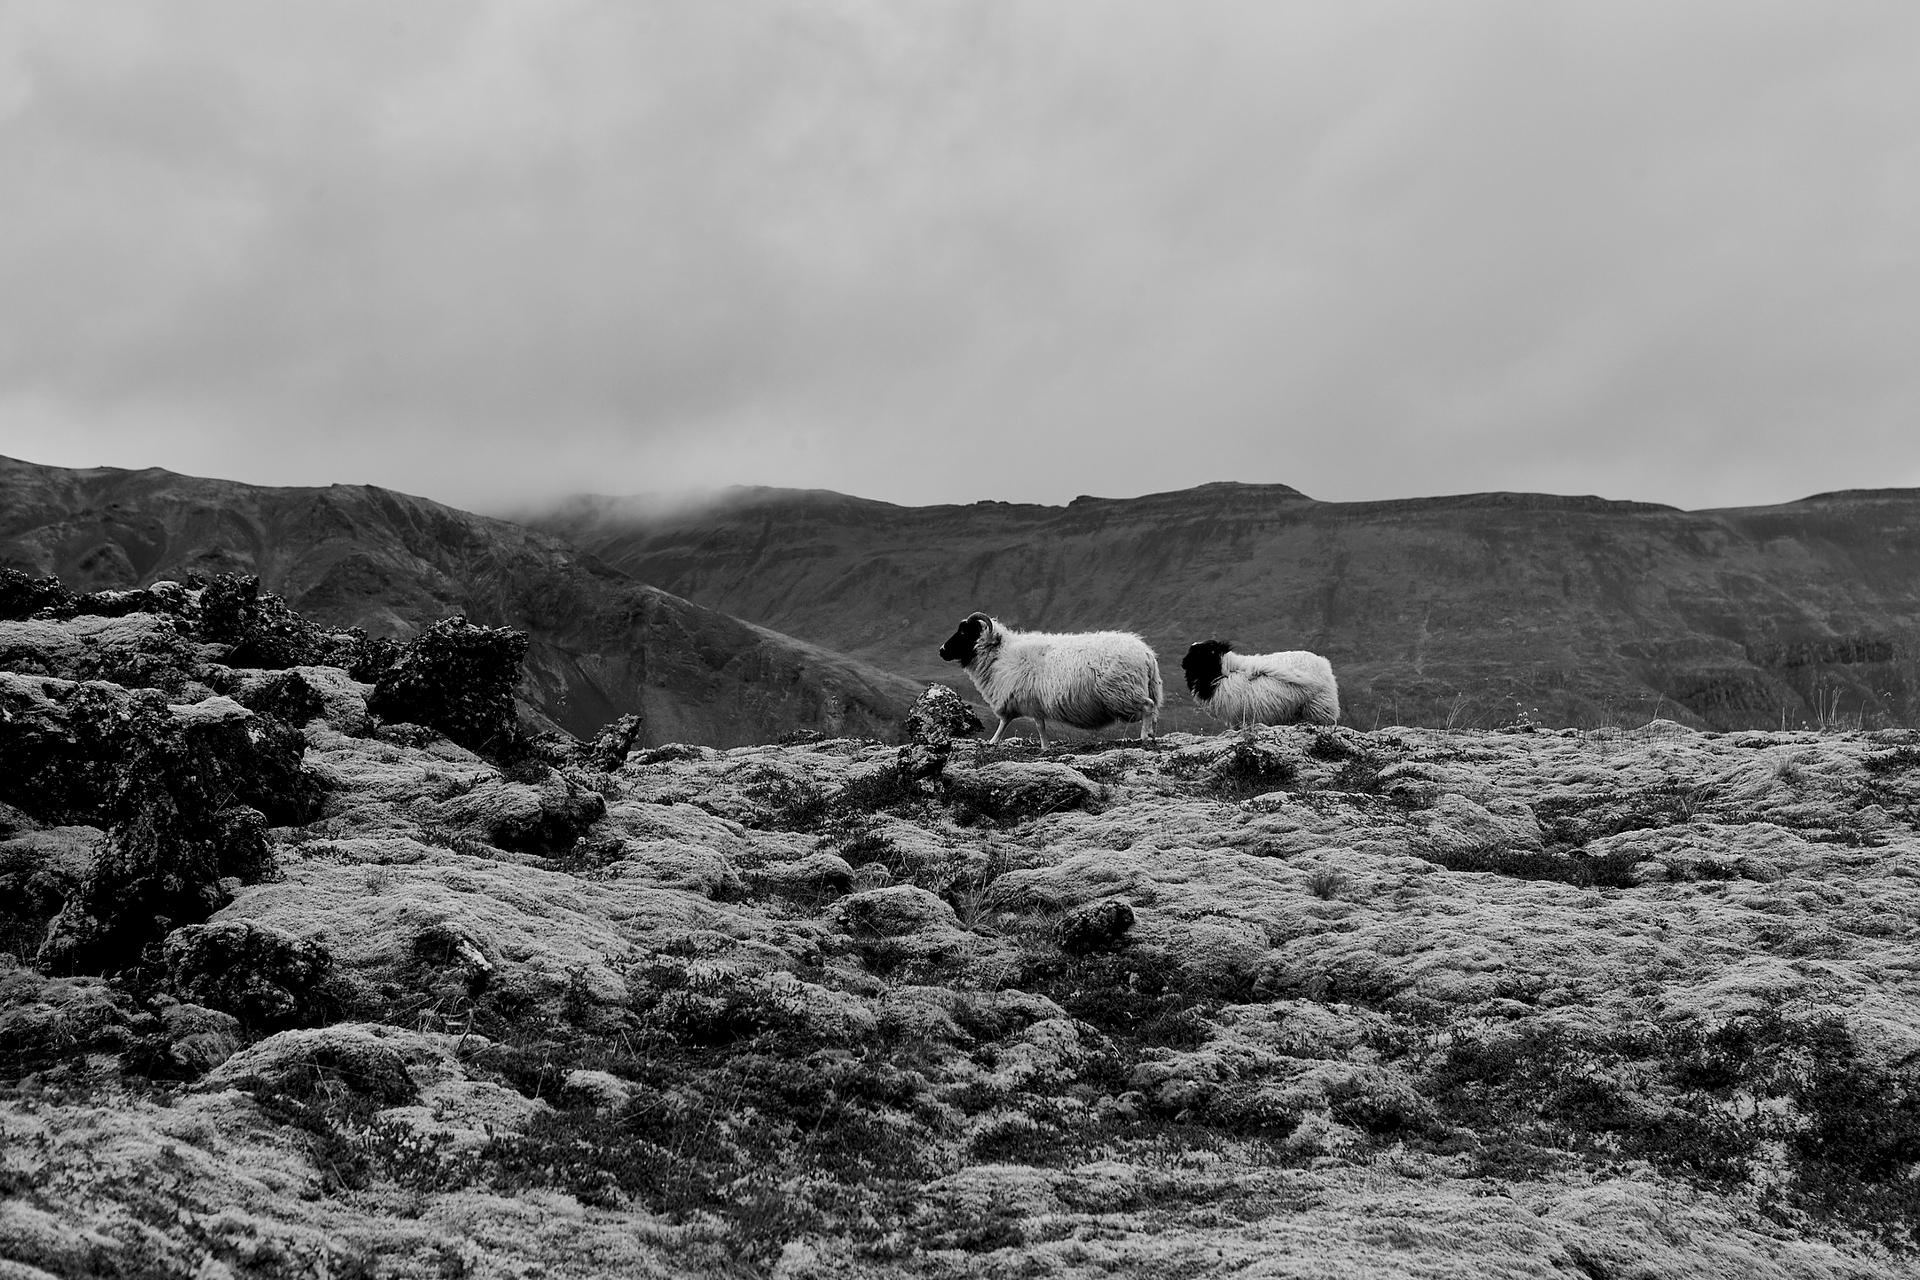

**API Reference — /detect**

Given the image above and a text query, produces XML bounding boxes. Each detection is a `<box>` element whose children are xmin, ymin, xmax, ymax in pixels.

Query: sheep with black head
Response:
<box><xmin>1182</xmin><ymin>639</ymin><xmax>1339</xmax><ymax>728</ymax></box>
<box><xmin>938</xmin><ymin>612</ymin><xmax>1162</xmax><ymax>749</ymax></box>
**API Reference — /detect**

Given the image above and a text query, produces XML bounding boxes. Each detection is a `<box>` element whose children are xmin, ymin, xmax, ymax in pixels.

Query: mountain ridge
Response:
<box><xmin>0</xmin><ymin>455</ymin><xmax>922</xmax><ymax>745</ymax></box>
<box><xmin>532</xmin><ymin>478</ymin><xmax>1920</xmax><ymax>733</ymax></box>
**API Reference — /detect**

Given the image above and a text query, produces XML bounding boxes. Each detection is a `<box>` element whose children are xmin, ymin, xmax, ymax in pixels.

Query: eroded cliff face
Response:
<box><xmin>5</xmin><ymin>597</ymin><xmax>1918</xmax><ymax>1277</ymax></box>
<box><xmin>538</xmin><ymin>481</ymin><xmax>1920</xmax><ymax>734</ymax></box>
<box><xmin>0</xmin><ymin>456</ymin><xmax>921</xmax><ymax>744</ymax></box>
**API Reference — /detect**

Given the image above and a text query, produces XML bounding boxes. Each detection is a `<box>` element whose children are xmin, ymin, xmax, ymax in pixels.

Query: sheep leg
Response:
<box><xmin>1036</xmin><ymin>718</ymin><xmax>1052</xmax><ymax>751</ymax></box>
<box><xmin>988</xmin><ymin>716</ymin><xmax>1010</xmax><ymax>745</ymax></box>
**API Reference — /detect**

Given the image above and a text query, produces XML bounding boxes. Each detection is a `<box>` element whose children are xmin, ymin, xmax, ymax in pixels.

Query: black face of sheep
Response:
<box><xmin>1182</xmin><ymin>640</ymin><xmax>1232</xmax><ymax>699</ymax></box>
<box><xmin>939</xmin><ymin>613</ymin><xmax>991</xmax><ymax>667</ymax></box>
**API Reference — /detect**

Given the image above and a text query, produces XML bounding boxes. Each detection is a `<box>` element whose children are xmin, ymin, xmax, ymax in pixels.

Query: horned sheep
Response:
<box><xmin>937</xmin><ymin>612</ymin><xmax>1162</xmax><ymax>749</ymax></box>
<box><xmin>1181</xmin><ymin>639</ymin><xmax>1340</xmax><ymax>728</ymax></box>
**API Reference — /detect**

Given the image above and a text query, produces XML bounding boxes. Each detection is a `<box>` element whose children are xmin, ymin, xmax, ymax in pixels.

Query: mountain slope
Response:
<box><xmin>534</xmin><ymin>481</ymin><xmax>1920</xmax><ymax>732</ymax></box>
<box><xmin>0</xmin><ymin>456</ymin><xmax>922</xmax><ymax>744</ymax></box>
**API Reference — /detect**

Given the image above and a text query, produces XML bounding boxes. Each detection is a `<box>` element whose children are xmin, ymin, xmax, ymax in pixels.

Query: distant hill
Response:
<box><xmin>0</xmin><ymin>456</ymin><xmax>922</xmax><ymax>745</ymax></box>
<box><xmin>532</xmin><ymin>481</ymin><xmax>1920</xmax><ymax>732</ymax></box>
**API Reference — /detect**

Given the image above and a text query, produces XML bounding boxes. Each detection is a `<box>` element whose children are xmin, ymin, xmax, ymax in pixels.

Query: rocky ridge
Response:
<box><xmin>3</xmin><ymin>589</ymin><xmax>1919</xmax><ymax>1277</ymax></box>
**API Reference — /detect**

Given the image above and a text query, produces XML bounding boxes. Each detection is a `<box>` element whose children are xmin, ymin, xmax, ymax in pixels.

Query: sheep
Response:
<box><xmin>1181</xmin><ymin>639</ymin><xmax>1340</xmax><ymax>728</ymax></box>
<box><xmin>937</xmin><ymin>611</ymin><xmax>1162</xmax><ymax>749</ymax></box>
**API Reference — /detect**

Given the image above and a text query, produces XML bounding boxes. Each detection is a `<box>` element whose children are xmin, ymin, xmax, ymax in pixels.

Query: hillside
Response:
<box><xmin>534</xmin><ymin>482</ymin><xmax>1920</xmax><ymax>734</ymax></box>
<box><xmin>3</xmin><ymin>594</ymin><xmax>1918</xmax><ymax>1276</ymax></box>
<box><xmin>0</xmin><ymin>456</ymin><xmax>921</xmax><ymax>745</ymax></box>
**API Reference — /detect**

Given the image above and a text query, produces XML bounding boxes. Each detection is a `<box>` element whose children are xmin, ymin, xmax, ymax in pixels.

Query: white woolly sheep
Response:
<box><xmin>1181</xmin><ymin>639</ymin><xmax>1340</xmax><ymax>728</ymax></box>
<box><xmin>938</xmin><ymin>612</ymin><xmax>1162</xmax><ymax>749</ymax></box>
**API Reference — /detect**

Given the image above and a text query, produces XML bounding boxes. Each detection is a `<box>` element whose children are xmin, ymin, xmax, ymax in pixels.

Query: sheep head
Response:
<box><xmin>1182</xmin><ymin>639</ymin><xmax>1233</xmax><ymax>697</ymax></box>
<box><xmin>938</xmin><ymin>612</ymin><xmax>995</xmax><ymax>667</ymax></box>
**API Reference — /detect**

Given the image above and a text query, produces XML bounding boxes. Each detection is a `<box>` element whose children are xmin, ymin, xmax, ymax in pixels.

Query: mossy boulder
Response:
<box><xmin>368</xmin><ymin>616</ymin><xmax>529</xmax><ymax>757</ymax></box>
<box><xmin>164</xmin><ymin>921</ymin><xmax>341</xmax><ymax>1031</ymax></box>
<box><xmin>943</xmin><ymin>761</ymin><xmax>1101</xmax><ymax>823</ymax></box>
<box><xmin>906</xmin><ymin>683</ymin><xmax>983</xmax><ymax>745</ymax></box>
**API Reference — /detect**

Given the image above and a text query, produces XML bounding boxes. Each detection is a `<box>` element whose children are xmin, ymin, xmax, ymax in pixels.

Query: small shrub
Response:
<box><xmin>1015</xmin><ymin>945</ymin><xmax>1248</xmax><ymax>1058</ymax></box>
<box><xmin>1207</xmin><ymin>736</ymin><xmax>1296</xmax><ymax>800</ymax></box>
<box><xmin>627</xmin><ymin>957</ymin><xmax>815</xmax><ymax>1049</ymax></box>
<box><xmin>1329</xmin><ymin>752</ymin><xmax>1391</xmax><ymax>794</ymax></box>
<box><xmin>1533</xmin><ymin>781</ymin><xmax>1720</xmax><ymax>847</ymax></box>
<box><xmin>1305</xmin><ymin>867</ymin><xmax>1347</xmax><ymax>900</ymax></box>
<box><xmin>1863</xmin><ymin>745</ymin><xmax>1920</xmax><ymax>775</ymax></box>
<box><xmin>1305</xmin><ymin>730</ymin><xmax>1360</xmax><ymax>762</ymax></box>
<box><xmin>416</xmin><ymin>825</ymin><xmax>494</xmax><ymax>859</ymax></box>
<box><xmin>1325</xmin><ymin>1075</ymin><xmax>1437</xmax><ymax>1138</ymax></box>
<box><xmin>1422</xmin><ymin>1012</ymin><xmax>1920</xmax><ymax>1245</ymax></box>
<box><xmin>838</xmin><ymin>762</ymin><xmax>923</xmax><ymax>813</ymax></box>
<box><xmin>737</xmin><ymin>772</ymin><xmax>832</xmax><ymax>832</ymax></box>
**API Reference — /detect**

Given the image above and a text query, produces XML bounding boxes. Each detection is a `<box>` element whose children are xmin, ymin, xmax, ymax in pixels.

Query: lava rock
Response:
<box><xmin>229</xmin><ymin>669</ymin><xmax>326</xmax><ymax>727</ymax></box>
<box><xmin>588</xmin><ymin>713</ymin><xmax>646</xmax><ymax>770</ymax></box>
<box><xmin>1059</xmin><ymin>899</ymin><xmax>1136</xmax><ymax>954</ymax></box>
<box><xmin>368</xmin><ymin>616</ymin><xmax>530</xmax><ymax>757</ymax></box>
<box><xmin>164</xmin><ymin>921</ymin><xmax>341</xmax><ymax>1031</ymax></box>
<box><xmin>906</xmin><ymin>684</ymin><xmax>983</xmax><ymax>746</ymax></box>
<box><xmin>830</xmin><ymin>885</ymin><xmax>962</xmax><ymax>938</ymax></box>
<box><xmin>943</xmin><ymin>761</ymin><xmax>1100</xmax><ymax>823</ymax></box>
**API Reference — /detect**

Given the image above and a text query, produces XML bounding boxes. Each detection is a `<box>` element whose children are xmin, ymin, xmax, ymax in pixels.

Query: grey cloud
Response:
<box><xmin>2</xmin><ymin>0</ymin><xmax>1917</xmax><ymax>512</ymax></box>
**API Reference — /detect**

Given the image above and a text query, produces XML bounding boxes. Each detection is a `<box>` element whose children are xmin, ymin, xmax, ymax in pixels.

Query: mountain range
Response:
<box><xmin>7</xmin><ymin>453</ymin><xmax>1920</xmax><ymax>739</ymax></box>
<box><xmin>534</xmin><ymin>480</ymin><xmax>1920</xmax><ymax>733</ymax></box>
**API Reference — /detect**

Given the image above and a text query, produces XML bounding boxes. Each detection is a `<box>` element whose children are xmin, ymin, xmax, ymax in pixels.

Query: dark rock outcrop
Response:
<box><xmin>163</xmin><ymin>922</ymin><xmax>341</xmax><ymax>1031</ymax></box>
<box><xmin>1059</xmin><ymin>899</ymin><xmax>1135</xmax><ymax>954</ymax></box>
<box><xmin>10</xmin><ymin>686</ymin><xmax>319</xmax><ymax>975</ymax></box>
<box><xmin>367</xmin><ymin>616</ymin><xmax>529</xmax><ymax>757</ymax></box>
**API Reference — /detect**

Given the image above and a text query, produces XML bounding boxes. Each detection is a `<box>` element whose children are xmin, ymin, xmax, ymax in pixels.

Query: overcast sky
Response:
<box><xmin>2</xmin><ymin>1</ymin><xmax>1917</xmax><ymax>515</ymax></box>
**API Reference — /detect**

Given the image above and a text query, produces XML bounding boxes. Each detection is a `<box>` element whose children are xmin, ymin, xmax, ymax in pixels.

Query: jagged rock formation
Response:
<box><xmin>535</xmin><ymin>481</ymin><xmax>1920</xmax><ymax>734</ymax></box>
<box><xmin>3</xmin><ymin>595</ymin><xmax>1918</xmax><ymax>1276</ymax></box>
<box><xmin>0</xmin><ymin>455</ymin><xmax>921</xmax><ymax>745</ymax></box>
